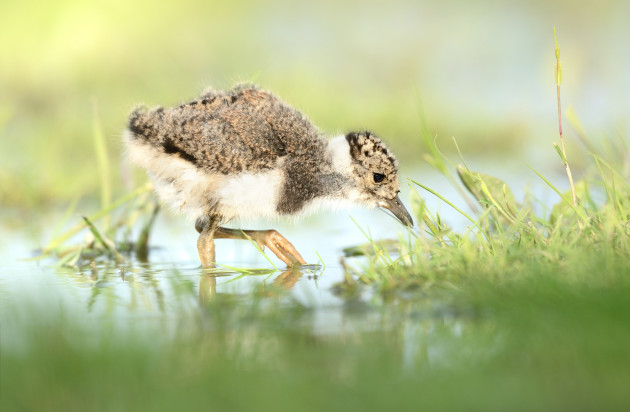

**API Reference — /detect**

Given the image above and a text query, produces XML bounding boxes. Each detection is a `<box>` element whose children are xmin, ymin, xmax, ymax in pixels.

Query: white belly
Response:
<box><xmin>215</xmin><ymin>169</ymin><xmax>284</xmax><ymax>220</ymax></box>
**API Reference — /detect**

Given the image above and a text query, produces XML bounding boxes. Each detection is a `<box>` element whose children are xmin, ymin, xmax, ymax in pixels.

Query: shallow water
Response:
<box><xmin>0</xmin><ymin>161</ymin><xmax>565</xmax><ymax>333</ymax></box>
<box><xmin>0</xmin><ymin>209</ymin><xmax>392</xmax><ymax>328</ymax></box>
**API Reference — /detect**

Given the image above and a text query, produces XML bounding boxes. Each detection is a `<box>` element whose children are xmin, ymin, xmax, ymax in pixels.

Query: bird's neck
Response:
<box><xmin>317</xmin><ymin>135</ymin><xmax>352</xmax><ymax>196</ymax></box>
<box><xmin>327</xmin><ymin>134</ymin><xmax>354</xmax><ymax>177</ymax></box>
<box><xmin>314</xmin><ymin>134</ymin><xmax>363</xmax><ymax>201</ymax></box>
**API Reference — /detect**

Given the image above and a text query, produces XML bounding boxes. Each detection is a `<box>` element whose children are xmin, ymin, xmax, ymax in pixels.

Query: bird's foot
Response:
<box><xmin>213</xmin><ymin>227</ymin><xmax>306</xmax><ymax>267</ymax></box>
<box><xmin>251</xmin><ymin>229</ymin><xmax>307</xmax><ymax>267</ymax></box>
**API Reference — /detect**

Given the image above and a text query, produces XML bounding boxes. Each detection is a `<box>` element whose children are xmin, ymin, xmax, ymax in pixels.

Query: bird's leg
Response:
<box><xmin>214</xmin><ymin>227</ymin><xmax>306</xmax><ymax>267</ymax></box>
<box><xmin>195</xmin><ymin>215</ymin><xmax>220</xmax><ymax>268</ymax></box>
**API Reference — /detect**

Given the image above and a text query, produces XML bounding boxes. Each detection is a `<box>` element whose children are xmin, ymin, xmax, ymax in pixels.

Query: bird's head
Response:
<box><xmin>345</xmin><ymin>131</ymin><xmax>413</xmax><ymax>227</ymax></box>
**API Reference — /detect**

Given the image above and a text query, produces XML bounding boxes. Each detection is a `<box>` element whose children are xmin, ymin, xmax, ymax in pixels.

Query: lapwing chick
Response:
<box><xmin>124</xmin><ymin>85</ymin><xmax>413</xmax><ymax>268</ymax></box>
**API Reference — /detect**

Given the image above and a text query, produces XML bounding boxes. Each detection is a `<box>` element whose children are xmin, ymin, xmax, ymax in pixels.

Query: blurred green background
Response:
<box><xmin>1</xmin><ymin>0</ymin><xmax>628</xmax><ymax>207</ymax></box>
<box><xmin>2</xmin><ymin>2</ymin><xmax>630</xmax><ymax>410</ymax></box>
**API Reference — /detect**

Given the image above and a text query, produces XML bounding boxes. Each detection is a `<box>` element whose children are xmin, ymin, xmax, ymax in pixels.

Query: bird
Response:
<box><xmin>123</xmin><ymin>84</ymin><xmax>413</xmax><ymax>268</ymax></box>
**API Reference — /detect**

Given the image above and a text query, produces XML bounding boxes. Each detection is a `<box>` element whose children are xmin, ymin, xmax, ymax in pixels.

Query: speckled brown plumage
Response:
<box><xmin>128</xmin><ymin>85</ymin><xmax>327</xmax><ymax>176</ymax></box>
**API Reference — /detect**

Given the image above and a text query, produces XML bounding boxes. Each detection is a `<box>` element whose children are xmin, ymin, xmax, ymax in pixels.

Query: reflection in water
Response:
<box><xmin>199</xmin><ymin>272</ymin><xmax>216</xmax><ymax>304</ymax></box>
<box><xmin>39</xmin><ymin>246</ymin><xmax>474</xmax><ymax>373</ymax></box>
<box><xmin>1</xmin><ymin>250</ymin><xmax>483</xmax><ymax>376</ymax></box>
<box><xmin>64</xmin><ymin>256</ymin><xmax>326</xmax><ymax>315</ymax></box>
<box><xmin>199</xmin><ymin>267</ymin><xmax>311</xmax><ymax>304</ymax></box>
<box><xmin>271</xmin><ymin>269</ymin><xmax>304</xmax><ymax>290</ymax></box>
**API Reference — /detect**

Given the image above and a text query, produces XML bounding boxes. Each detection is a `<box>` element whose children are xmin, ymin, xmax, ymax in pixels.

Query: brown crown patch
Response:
<box><xmin>346</xmin><ymin>131</ymin><xmax>398</xmax><ymax>173</ymax></box>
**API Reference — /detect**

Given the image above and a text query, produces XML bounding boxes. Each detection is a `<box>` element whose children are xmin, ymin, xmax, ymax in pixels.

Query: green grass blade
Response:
<box><xmin>82</xmin><ymin>216</ymin><xmax>125</xmax><ymax>263</ymax></box>
<box><xmin>92</xmin><ymin>99</ymin><xmax>111</xmax><ymax>232</ymax></box>
<box><xmin>528</xmin><ymin>165</ymin><xmax>586</xmax><ymax>221</ymax></box>
<box><xmin>314</xmin><ymin>249</ymin><xmax>326</xmax><ymax>270</ymax></box>
<box><xmin>409</xmin><ymin>178</ymin><xmax>489</xmax><ymax>240</ymax></box>
<box><xmin>44</xmin><ymin>183</ymin><xmax>152</xmax><ymax>254</ymax></box>
<box><xmin>135</xmin><ymin>202</ymin><xmax>160</xmax><ymax>260</ymax></box>
<box><xmin>45</xmin><ymin>196</ymin><xmax>81</xmax><ymax>251</ymax></box>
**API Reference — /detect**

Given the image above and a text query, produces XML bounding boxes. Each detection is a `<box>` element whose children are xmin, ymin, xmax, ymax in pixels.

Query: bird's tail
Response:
<box><xmin>127</xmin><ymin>105</ymin><xmax>162</xmax><ymax>142</ymax></box>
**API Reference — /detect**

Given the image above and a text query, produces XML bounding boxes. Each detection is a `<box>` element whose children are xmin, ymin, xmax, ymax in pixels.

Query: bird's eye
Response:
<box><xmin>373</xmin><ymin>173</ymin><xmax>386</xmax><ymax>183</ymax></box>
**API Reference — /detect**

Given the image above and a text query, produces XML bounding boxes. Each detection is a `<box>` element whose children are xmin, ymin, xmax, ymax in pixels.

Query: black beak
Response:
<box><xmin>378</xmin><ymin>194</ymin><xmax>414</xmax><ymax>227</ymax></box>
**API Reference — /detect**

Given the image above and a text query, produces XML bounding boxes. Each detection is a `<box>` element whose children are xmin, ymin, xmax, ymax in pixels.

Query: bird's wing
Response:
<box><xmin>127</xmin><ymin>86</ymin><xmax>326</xmax><ymax>174</ymax></box>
